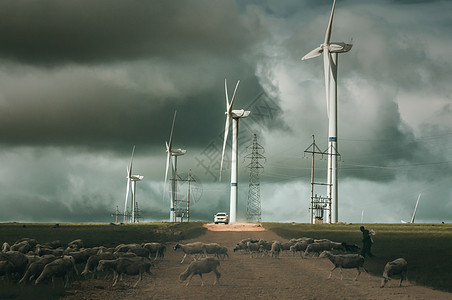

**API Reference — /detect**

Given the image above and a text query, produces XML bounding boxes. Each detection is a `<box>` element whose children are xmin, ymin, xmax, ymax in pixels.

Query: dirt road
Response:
<box><xmin>65</xmin><ymin>223</ymin><xmax>452</xmax><ymax>299</ymax></box>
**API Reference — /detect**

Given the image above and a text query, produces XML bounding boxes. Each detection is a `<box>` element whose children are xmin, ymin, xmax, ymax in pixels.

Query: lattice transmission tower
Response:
<box><xmin>245</xmin><ymin>134</ymin><xmax>266</xmax><ymax>222</ymax></box>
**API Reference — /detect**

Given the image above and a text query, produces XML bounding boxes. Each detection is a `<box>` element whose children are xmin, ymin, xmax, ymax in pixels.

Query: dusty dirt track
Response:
<box><xmin>64</xmin><ymin>223</ymin><xmax>452</xmax><ymax>300</ymax></box>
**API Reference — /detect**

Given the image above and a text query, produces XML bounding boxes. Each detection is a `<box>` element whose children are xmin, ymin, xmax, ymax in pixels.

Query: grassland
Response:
<box><xmin>0</xmin><ymin>222</ymin><xmax>206</xmax><ymax>247</ymax></box>
<box><xmin>263</xmin><ymin>222</ymin><xmax>452</xmax><ymax>293</ymax></box>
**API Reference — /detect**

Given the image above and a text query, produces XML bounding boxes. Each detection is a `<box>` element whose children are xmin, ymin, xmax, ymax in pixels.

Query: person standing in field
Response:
<box><xmin>360</xmin><ymin>226</ymin><xmax>375</xmax><ymax>257</ymax></box>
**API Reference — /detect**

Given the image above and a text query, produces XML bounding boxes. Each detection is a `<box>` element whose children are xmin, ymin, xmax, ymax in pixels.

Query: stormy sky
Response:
<box><xmin>0</xmin><ymin>0</ymin><xmax>450</xmax><ymax>223</ymax></box>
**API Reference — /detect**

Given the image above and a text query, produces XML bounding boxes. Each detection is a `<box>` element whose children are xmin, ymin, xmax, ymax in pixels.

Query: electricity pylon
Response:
<box><xmin>245</xmin><ymin>134</ymin><xmax>266</xmax><ymax>222</ymax></box>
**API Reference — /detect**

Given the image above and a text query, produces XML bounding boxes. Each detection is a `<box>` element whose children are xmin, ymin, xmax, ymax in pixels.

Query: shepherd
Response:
<box><xmin>360</xmin><ymin>226</ymin><xmax>375</xmax><ymax>257</ymax></box>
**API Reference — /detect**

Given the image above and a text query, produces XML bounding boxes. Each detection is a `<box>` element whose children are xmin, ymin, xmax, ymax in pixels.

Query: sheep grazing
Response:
<box><xmin>81</xmin><ymin>252</ymin><xmax>116</xmax><ymax>278</ymax></box>
<box><xmin>204</xmin><ymin>243</ymin><xmax>228</xmax><ymax>260</ymax></box>
<box><xmin>0</xmin><ymin>260</ymin><xmax>14</xmax><ymax>281</ymax></box>
<box><xmin>96</xmin><ymin>257</ymin><xmax>152</xmax><ymax>288</ymax></box>
<box><xmin>35</xmin><ymin>256</ymin><xmax>79</xmax><ymax>288</ymax></box>
<box><xmin>304</xmin><ymin>242</ymin><xmax>333</xmax><ymax>257</ymax></box>
<box><xmin>216</xmin><ymin>246</ymin><xmax>229</xmax><ymax>260</ymax></box>
<box><xmin>114</xmin><ymin>243</ymin><xmax>142</xmax><ymax>253</ymax></box>
<box><xmin>319</xmin><ymin>251</ymin><xmax>366</xmax><ymax>281</ymax></box>
<box><xmin>1</xmin><ymin>242</ymin><xmax>10</xmax><ymax>253</ymax></box>
<box><xmin>10</xmin><ymin>241</ymin><xmax>32</xmax><ymax>254</ymax></box>
<box><xmin>179</xmin><ymin>257</ymin><xmax>221</xmax><ymax>286</ymax></box>
<box><xmin>0</xmin><ymin>251</ymin><xmax>29</xmax><ymax>279</ymax></box>
<box><xmin>258</xmin><ymin>240</ymin><xmax>273</xmax><ymax>254</ymax></box>
<box><xmin>142</xmin><ymin>242</ymin><xmax>166</xmax><ymax>260</ymax></box>
<box><xmin>66</xmin><ymin>239</ymin><xmax>83</xmax><ymax>250</ymax></box>
<box><xmin>271</xmin><ymin>242</ymin><xmax>282</xmax><ymax>258</ymax></box>
<box><xmin>173</xmin><ymin>242</ymin><xmax>207</xmax><ymax>264</ymax></box>
<box><xmin>290</xmin><ymin>241</ymin><xmax>309</xmax><ymax>257</ymax></box>
<box><xmin>381</xmin><ymin>258</ymin><xmax>408</xmax><ymax>288</ymax></box>
<box><xmin>246</xmin><ymin>241</ymin><xmax>261</xmax><ymax>257</ymax></box>
<box><xmin>290</xmin><ymin>237</ymin><xmax>314</xmax><ymax>244</ymax></box>
<box><xmin>19</xmin><ymin>255</ymin><xmax>58</xmax><ymax>284</ymax></box>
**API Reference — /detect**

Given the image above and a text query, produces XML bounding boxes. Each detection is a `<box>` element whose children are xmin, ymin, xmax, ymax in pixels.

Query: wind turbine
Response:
<box><xmin>401</xmin><ymin>193</ymin><xmax>421</xmax><ymax>224</ymax></box>
<box><xmin>220</xmin><ymin>79</ymin><xmax>250</xmax><ymax>223</ymax></box>
<box><xmin>302</xmin><ymin>0</ymin><xmax>352</xmax><ymax>223</ymax></box>
<box><xmin>164</xmin><ymin>111</ymin><xmax>186</xmax><ymax>222</ymax></box>
<box><xmin>124</xmin><ymin>145</ymin><xmax>144</xmax><ymax>223</ymax></box>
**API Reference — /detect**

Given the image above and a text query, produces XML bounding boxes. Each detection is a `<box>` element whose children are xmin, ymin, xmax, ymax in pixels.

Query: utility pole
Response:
<box><xmin>111</xmin><ymin>206</ymin><xmax>121</xmax><ymax>224</ymax></box>
<box><xmin>245</xmin><ymin>134</ymin><xmax>266</xmax><ymax>222</ymax></box>
<box><xmin>304</xmin><ymin>135</ymin><xmax>340</xmax><ymax>224</ymax></box>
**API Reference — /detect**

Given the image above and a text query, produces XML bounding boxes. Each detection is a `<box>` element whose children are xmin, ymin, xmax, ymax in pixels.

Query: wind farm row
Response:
<box><xmin>121</xmin><ymin>0</ymin><xmax>352</xmax><ymax>224</ymax></box>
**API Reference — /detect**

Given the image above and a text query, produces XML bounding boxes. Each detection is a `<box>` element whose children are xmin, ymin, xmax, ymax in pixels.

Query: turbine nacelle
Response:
<box><xmin>166</xmin><ymin>141</ymin><xmax>186</xmax><ymax>157</ymax></box>
<box><xmin>228</xmin><ymin>109</ymin><xmax>251</xmax><ymax>119</ymax></box>
<box><xmin>329</xmin><ymin>42</ymin><xmax>353</xmax><ymax>53</ymax></box>
<box><xmin>130</xmin><ymin>175</ymin><xmax>144</xmax><ymax>181</ymax></box>
<box><xmin>170</xmin><ymin>149</ymin><xmax>186</xmax><ymax>156</ymax></box>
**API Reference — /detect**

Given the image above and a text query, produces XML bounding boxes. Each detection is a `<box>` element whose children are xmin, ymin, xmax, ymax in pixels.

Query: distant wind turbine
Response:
<box><xmin>124</xmin><ymin>146</ymin><xmax>144</xmax><ymax>223</ymax></box>
<box><xmin>401</xmin><ymin>193</ymin><xmax>421</xmax><ymax>224</ymax></box>
<box><xmin>302</xmin><ymin>0</ymin><xmax>352</xmax><ymax>223</ymax></box>
<box><xmin>220</xmin><ymin>79</ymin><xmax>250</xmax><ymax>223</ymax></box>
<box><xmin>164</xmin><ymin>111</ymin><xmax>186</xmax><ymax>222</ymax></box>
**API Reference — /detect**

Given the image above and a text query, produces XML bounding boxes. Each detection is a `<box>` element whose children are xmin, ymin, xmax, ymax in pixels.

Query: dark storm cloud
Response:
<box><xmin>0</xmin><ymin>0</ymin><xmax>264</xmax><ymax>65</ymax></box>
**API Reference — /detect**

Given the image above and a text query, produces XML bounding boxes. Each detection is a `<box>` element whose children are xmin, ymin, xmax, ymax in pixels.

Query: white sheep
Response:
<box><xmin>173</xmin><ymin>242</ymin><xmax>207</xmax><ymax>263</ymax></box>
<box><xmin>319</xmin><ymin>251</ymin><xmax>366</xmax><ymax>281</ymax></box>
<box><xmin>381</xmin><ymin>258</ymin><xmax>408</xmax><ymax>288</ymax></box>
<box><xmin>270</xmin><ymin>242</ymin><xmax>282</xmax><ymax>258</ymax></box>
<box><xmin>179</xmin><ymin>257</ymin><xmax>221</xmax><ymax>286</ymax></box>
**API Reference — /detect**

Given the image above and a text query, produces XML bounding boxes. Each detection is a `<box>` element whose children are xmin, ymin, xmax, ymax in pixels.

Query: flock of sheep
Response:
<box><xmin>231</xmin><ymin>237</ymin><xmax>407</xmax><ymax>287</ymax></box>
<box><xmin>0</xmin><ymin>238</ymin><xmax>165</xmax><ymax>288</ymax></box>
<box><xmin>0</xmin><ymin>235</ymin><xmax>408</xmax><ymax>291</ymax></box>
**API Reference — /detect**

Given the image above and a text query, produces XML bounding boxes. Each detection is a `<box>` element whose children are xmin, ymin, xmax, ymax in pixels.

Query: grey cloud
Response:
<box><xmin>0</xmin><ymin>0</ymin><xmax>266</xmax><ymax>65</ymax></box>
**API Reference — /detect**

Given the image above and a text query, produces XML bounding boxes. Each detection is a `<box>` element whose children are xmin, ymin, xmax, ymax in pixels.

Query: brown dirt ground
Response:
<box><xmin>63</xmin><ymin>223</ymin><xmax>452</xmax><ymax>300</ymax></box>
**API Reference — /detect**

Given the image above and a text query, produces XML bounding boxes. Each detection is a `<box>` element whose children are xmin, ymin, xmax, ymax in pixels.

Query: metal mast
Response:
<box><xmin>245</xmin><ymin>134</ymin><xmax>266</xmax><ymax>222</ymax></box>
<box><xmin>304</xmin><ymin>135</ymin><xmax>340</xmax><ymax>224</ymax></box>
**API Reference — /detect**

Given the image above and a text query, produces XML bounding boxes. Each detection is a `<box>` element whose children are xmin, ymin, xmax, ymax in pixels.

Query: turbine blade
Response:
<box><xmin>124</xmin><ymin>177</ymin><xmax>130</xmax><ymax>221</ymax></box>
<box><xmin>229</xmin><ymin>80</ymin><xmax>240</xmax><ymax>113</ymax></box>
<box><xmin>224</xmin><ymin>79</ymin><xmax>230</xmax><ymax>109</ymax></box>
<box><xmin>220</xmin><ymin>114</ymin><xmax>231</xmax><ymax>180</ymax></box>
<box><xmin>129</xmin><ymin>145</ymin><xmax>135</xmax><ymax>177</ymax></box>
<box><xmin>168</xmin><ymin>111</ymin><xmax>177</xmax><ymax>151</ymax></box>
<box><xmin>164</xmin><ymin>151</ymin><xmax>171</xmax><ymax>192</ymax></box>
<box><xmin>302</xmin><ymin>46</ymin><xmax>323</xmax><ymax>60</ymax></box>
<box><xmin>411</xmin><ymin>193</ymin><xmax>421</xmax><ymax>223</ymax></box>
<box><xmin>324</xmin><ymin>0</ymin><xmax>336</xmax><ymax>45</ymax></box>
<box><xmin>323</xmin><ymin>50</ymin><xmax>331</xmax><ymax>117</ymax></box>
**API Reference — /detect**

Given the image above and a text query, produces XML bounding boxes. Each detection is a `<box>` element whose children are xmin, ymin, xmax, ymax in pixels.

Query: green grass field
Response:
<box><xmin>263</xmin><ymin>222</ymin><xmax>452</xmax><ymax>293</ymax></box>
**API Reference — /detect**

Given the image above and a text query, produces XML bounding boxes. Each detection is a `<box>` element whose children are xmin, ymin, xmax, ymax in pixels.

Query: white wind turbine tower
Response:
<box><xmin>165</xmin><ymin>111</ymin><xmax>186</xmax><ymax>222</ymax></box>
<box><xmin>220</xmin><ymin>79</ymin><xmax>250</xmax><ymax>223</ymax></box>
<box><xmin>124</xmin><ymin>145</ymin><xmax>144</xmax><ymax>223</ymax></box>
<box><xmin>302</xmin><ymin>0</ymin><xmax>352</xmax><ymax>223</ymax></box>
<box><xmin>401</xmin><ymin>193</ymin><xmax>421</xmax><ymax>224</ymax></box>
